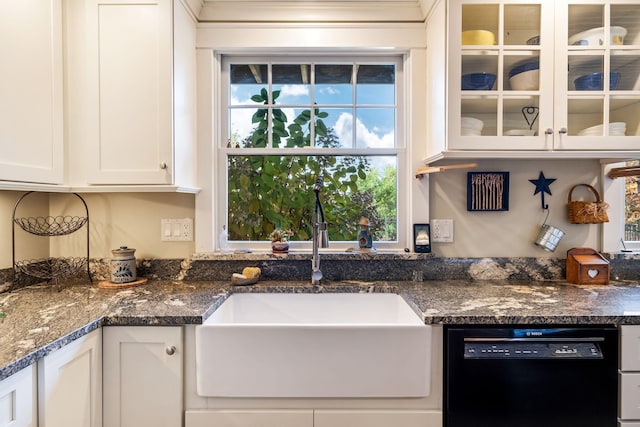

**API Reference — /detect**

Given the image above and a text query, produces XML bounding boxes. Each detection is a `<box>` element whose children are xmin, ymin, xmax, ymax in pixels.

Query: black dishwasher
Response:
<box><xmin>444</xmin><ymin>325</ymin><xmax>618</xmax><ymax>427</ymax></box>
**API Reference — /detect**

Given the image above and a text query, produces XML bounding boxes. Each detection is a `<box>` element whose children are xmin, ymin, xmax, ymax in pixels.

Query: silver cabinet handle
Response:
<box><xmin>166</xmin><ymin>345</ymin><xmax>176</xmax><ymax>355</ymax></box>
<box><xmin>160</xmin><ymin>162</ymin><xmax>168</xmax><ymax>169</ymax></box>
<box><xmin>545</xmin><ymin>128</ymin><xmax>553</xmax><ymax>135</ymax></box>
<box><xmin>558</xmin><ymin>128</ymin><xmax>568</xmax><ymax>134</ymax></box>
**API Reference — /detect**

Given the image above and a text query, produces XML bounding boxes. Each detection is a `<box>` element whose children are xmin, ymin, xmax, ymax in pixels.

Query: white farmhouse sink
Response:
<box><xmin>195</xmin><ymin>293</ymin><xmax>431</xmax><ymax>398</ymax></box>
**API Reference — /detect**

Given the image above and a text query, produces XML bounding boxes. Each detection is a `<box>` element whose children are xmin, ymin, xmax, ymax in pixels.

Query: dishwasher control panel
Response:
<box><xmin>464</xmin><ymin>342</ymin><xmax>603</xmax><ymax>359</ymax></box>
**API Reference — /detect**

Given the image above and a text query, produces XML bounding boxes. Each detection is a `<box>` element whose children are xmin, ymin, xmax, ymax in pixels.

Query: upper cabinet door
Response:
<box><xmin>85</xmin><ymin>0</ymin><xmax>173</xmax><ymax>185</ymax></box>
<box><xmin>448</xmin><ymin>0</ymin><xmax>554</xmax><ymax>151</ymax></box>
<box><xmin>0</xmin><ymin>0</ymin><xmax>64</xmax><ymax>184</ymax></box>
<box><xmin>553</xmin><ymin>1</ymin><xmax>640</xmax><ymax>150</ymax></box>
<box><xmin>442</xmin><ymin>0</ymin><xmax>640</xmax><ymax>156</ymax></box>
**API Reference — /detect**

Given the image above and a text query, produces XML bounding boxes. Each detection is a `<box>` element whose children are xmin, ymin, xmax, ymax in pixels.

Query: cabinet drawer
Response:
<box><xmin>314</xmin><ymin>409</ymin><xmax>442</xmax><ymax>427</ymax></box>
<box><xmin>621</xmin><ymin>326</ymin><xmax>640</xmax><ymax>371</ymax></box>
<box><xmin>185</xmin><ymin>409</ymin><xmax>313</xmax><ymax>427</ymax></box>
<box><xmin>621</xmin><ymin>373</ymin><xmax>640</xmax><ymax>420</ymax></box>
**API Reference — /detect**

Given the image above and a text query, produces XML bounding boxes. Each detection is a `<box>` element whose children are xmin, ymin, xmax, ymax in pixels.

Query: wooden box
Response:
<box><xmin>566</xmin><ymin>248</ymin><xmax>610</xmax><ymax>285</ymax></box>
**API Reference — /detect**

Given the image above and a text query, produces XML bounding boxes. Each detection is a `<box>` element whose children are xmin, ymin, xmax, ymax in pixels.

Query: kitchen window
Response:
<box><xmin>218</xmin><ymin>55</ymin><xmax>405</xmax><ymax>251</ymax></box>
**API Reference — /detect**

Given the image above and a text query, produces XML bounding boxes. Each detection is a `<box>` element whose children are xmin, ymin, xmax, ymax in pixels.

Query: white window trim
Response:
<box><xmin>602</xmin><ymin>161</ymin><xmax>636</xmax><ymax>253</ymax></box>
<box><xmin>195</xmin><ymin>41</ymin><xmax>428</xmax><ymax>255</ymax></box>
<box><xmin>215</xmin><ymin>54</ymin><xmax>408</xmax><ymax>253</ymax></box>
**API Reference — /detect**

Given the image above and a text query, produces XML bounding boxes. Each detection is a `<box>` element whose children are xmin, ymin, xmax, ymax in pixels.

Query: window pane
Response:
<box><xmin>273</xmin><ymin>64</ymin><xmax>311</xmax><ymax>104</ymax></box>
<box><xmin>315</xmin><ymin>64</ymin><xmax>353</xmax><ymax>104</ymax></box>
<box><xmin>230</xmin><ymin>64</ymin><xmax>268</xmax><ymax>105</ymax></box>
<box><xmin>315</xmin><ymin>108</ymin><xmax>353</xmax><ymax>148</ymax></box>
<box><xmin>227</xmin><ymin>155</ymin><xmax>397</xmax><ymax>242</ymax></box>
<box><xmin>356</xmin><ymin>108</ymin><xmax>395</xmax><ymax>148</ymax></box>
<box><xmin>356</xmin><ymin>64</ymin><xmax>395</xmax><ymax>105</ymax></box>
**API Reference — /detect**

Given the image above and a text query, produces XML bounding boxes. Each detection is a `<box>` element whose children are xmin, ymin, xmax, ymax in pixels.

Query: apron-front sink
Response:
<box><xmin>195</xmin><ymin>293</ymin><xmax>431</xmax><ymax>398</ymax></box>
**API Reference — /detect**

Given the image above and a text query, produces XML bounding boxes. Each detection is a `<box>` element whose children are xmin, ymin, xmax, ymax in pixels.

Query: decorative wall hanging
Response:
<box><xmin>467</xmin><ymin>172</ymin><xmax>509</xmax><ymax>211</ymax></box>
<box><xmin>529</xmin><ymin>171</ymin><xmax>564</xmax><ymax>252</ymax></box>
<box><xmin>529</xmin><ymin>171</ymin><xmax>556</xmax><ymax>209</ymax></box>
<box><xmin>567</xmin><ymin>184</ymin><xmax>609</xmax><ymax>224</ymax></box>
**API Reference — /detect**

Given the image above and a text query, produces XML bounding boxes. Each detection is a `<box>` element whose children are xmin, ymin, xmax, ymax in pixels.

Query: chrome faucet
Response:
<box><xmin>312</xmin><ymin>175</ymin><xmax>329</xmax><ymax>285</ymax></box>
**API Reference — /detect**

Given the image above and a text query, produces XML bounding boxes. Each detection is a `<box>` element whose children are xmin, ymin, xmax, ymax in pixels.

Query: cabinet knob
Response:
<box><xmin>545</xmin><ymin>128</ymin><xmax>553</xmax><ymax>135</ymax></box>
<box><xmin>166</xmin><ymin>345</ymin><xmax>176</xmax><ymax>355</ymax></box>
<box><xmin>558</xmin><ymin>128</ymin><xmax>568</xmax><ymax>135</ymax></box>
<box><xmin>160</xmin><ymin>161</ymin><xmax>168</xmax><ymax>170</ymax></box>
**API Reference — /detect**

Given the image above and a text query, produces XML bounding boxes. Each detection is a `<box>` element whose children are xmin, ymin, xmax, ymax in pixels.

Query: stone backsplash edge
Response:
<box><xmin>3</xmin><ymin>253</ymin><xmax>639</xmax><ymax>291</ymax></box>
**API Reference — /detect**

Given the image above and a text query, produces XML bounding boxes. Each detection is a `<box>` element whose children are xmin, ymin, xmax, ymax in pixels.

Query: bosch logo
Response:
<box><xmin>526</xmin><ymin>331</ymin><xmax>543</xmax><ymax>337</ymax></box>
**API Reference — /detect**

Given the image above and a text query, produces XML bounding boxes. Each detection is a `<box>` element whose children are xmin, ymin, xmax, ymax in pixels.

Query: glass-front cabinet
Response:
<box><xmin>447</xmin><ymin>0</ymin><xmax>640</xmax><ymax>153</ymax></box>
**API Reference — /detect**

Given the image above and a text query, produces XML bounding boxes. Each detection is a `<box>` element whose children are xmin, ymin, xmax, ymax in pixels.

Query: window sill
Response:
<box><xmin>192</xmin><ymin>250</ymin><xmax>434</xmax><ymax>261</ymax></box>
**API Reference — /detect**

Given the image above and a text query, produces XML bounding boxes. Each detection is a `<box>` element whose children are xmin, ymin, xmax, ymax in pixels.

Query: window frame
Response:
<box><xmin>603</xmin><ymin>161</ymin><xmax>640</xmax><ymax>253</ymax></box>
<box><xmin>216</xmin><ymin>54</ymin><xmax>408</xmax><ymax>252</ymax></box>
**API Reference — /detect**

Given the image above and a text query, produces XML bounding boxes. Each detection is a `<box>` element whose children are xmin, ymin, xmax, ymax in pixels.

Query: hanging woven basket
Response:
<box><xmin>567</xmin><ymin>184</ymin><xmax>609</xmax><ymax>224</ymax></box>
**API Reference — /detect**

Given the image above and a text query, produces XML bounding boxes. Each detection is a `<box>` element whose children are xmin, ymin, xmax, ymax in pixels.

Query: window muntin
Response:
<box><xmin>222</xmin><ymin>56</ymin><xmax>402</xmax><ymax>247</ymax></box>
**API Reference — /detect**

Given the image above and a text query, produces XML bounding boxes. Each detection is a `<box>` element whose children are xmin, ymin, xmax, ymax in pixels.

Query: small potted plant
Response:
<box><xmin>269</xmin><ymin>228</ymin><xmax>293</xmax><ymax>253</ymax></box>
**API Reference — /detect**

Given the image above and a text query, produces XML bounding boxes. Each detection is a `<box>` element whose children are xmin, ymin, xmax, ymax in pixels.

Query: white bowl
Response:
<box><xmin>509</xmin><ymin>69</ymin><xmax>539</xmax><ymax>91</ymax></box>
<box><xmin>505</xmin><ymin>129</ymin><xmax>536</xmax><ymax>136</ymax></box>
<box><xmin>461</xmin><ymin>128</ymin><xmax>482</xmax><ymax>136</ymax></box>
<box><xmin>569</xmin><ymin>26</ymin><xmax>627</xmax><ymax>46</ymax></box>
<box><xmin>461</xmin><ymin>116</ymin><xmax>484</xmax><ymax>131</ymax></box>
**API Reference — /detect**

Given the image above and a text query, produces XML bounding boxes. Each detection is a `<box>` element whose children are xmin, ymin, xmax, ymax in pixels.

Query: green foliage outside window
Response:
<box><xmin>227</xmin><ymin>89</ymin><xmax>397</xmax><ymax>242</ymax></box>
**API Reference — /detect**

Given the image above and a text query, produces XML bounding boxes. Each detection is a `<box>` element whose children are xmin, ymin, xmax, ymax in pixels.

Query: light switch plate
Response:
<box><xmin>431</xmin><ymin>219</ymin><xmax>454</xmax><ymax>243</ymax></box>
<box><xmin>161</xmin><ymin>218</ymin><xmax>193</xmax><ymax>241</ymax></box>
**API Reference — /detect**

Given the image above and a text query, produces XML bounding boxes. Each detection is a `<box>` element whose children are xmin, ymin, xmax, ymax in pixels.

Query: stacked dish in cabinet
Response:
<box><xmin>450</xmin><ymin>0</ymin><xmax>640</xmax><ymax>149</ymax></box>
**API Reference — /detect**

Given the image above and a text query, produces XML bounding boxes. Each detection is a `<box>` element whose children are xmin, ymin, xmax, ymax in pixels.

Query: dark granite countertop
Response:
<box><xmin>2</xmin><ymin>278</ymin><xmax>640</xmax><ymax>381</ymax></box>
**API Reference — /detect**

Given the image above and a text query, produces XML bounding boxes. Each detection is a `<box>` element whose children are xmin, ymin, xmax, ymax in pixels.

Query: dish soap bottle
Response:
<box><xmin>219</xmin><ymin>225</ymin><xmax>231</xmax><ymax>253</ymax></box>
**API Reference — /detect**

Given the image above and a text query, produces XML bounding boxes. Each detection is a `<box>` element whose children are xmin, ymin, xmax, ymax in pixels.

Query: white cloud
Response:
<box><xmin>280</xmin><ymin>84</ymin><xmax>309</xmax><ymax>98</ymax></box>
<box><xmin>334</xmin><ymin>112</ymin><xmax>394</xmax><ymax>149</ymax></box>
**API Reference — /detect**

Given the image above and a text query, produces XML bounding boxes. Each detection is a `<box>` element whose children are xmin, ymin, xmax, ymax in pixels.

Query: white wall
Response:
<box><xmin>429</xmin><ymin>158</ymin><xmax>604</xmax><ymax>257</ymax></box>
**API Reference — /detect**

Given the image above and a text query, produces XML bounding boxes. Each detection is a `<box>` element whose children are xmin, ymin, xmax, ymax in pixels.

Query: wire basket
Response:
<box><xmin>14</xmin><ymin>257</ymin><xmax>88</xmax><ymax>281</ymax></box>
<box><xmin>14</xmin><ymin>216</ymin><xmax>88</xmax><ymax>236</ymax></box>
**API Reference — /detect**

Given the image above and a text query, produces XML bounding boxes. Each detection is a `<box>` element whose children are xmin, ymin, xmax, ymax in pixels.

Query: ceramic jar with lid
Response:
<box><xmin>110</xmin><ymin>246</ymin><xmax>137</xmax><ymax>283</ymax></box>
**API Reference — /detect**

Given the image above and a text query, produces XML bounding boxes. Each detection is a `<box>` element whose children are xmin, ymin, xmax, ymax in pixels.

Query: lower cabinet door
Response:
<box><xmin>103</xmin><ymin>326</ymin><xmax>182</xmax><ymax>427</ymax></box>
<box><xmin>185</xmin><ymin>409</ymin><xmax>313</xmax><ymax>427</ymax></box>
<box><xmin>38</xmin><ymin>329</ymin><xmax>102</xmax><ymax>427</ymax></box>
<box><xmin>0</xmin><ymin>365</ymin><xmax>36</xmax><ymax>427</ymax></box>
<box><xmin>314</xmin><ymin>409</ymin><xmax>442</xmax><ymax>427</ymax></box>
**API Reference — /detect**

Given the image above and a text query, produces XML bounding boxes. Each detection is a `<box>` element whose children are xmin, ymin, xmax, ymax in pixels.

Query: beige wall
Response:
<box><xmin>1</xmin><ymin>191</ymin><xmax>196</xmax><ymax>269</ymax></box>
<box><xmin>1</xmin><ymin>158</ymin><xmax>607</xmax><ymax>268</ymax></box>
<box><xmin>429</xmin><ymin>158</ymin><xmax>604</xmax><ymax>257</ymax></box>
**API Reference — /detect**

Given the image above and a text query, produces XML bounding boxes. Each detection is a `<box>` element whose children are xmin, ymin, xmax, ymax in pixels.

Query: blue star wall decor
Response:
<box><xmin>529</xmin><ymin>171</ymin><xmax>556</xmax><ymax>210</ymax></box>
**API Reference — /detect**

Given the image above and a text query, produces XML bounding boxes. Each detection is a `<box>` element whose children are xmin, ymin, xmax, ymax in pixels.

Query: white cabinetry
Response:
<box><xmin>0</xmin><ymin>365</ymin><xmax>36</xmax><ymax>427</ymax></box>
<box><xmin>621</xmin><ymin>325</ymin><xmax>640</xmax><ymax>424</ymax></box>
<box><xmin>38</xmin><ymin>329</ymin><xmax>102</xmax><ymax>427</ymax></box>
<box><xmin>0</xmin><ymin>0</ymin><xmax>63</xmax><ymax>185</ymax></box>
<box><xmin>66</xmin><ymin>0</ymin><xmax>197</xmax><ymax>189</ymax></box>
<box><xmin>103</xmin><ymin>326</ymin><xmax>182</xmax><ymax>427</ymax></box>
<box><xmin>186</xmin><ymin>409</ymin><xmax>440</xmax><ymax>427</ymax></box>
<box><xmin>429</xmin><ymin>0</ymin><xmax>640</xmax><ymax>161</ymax></box>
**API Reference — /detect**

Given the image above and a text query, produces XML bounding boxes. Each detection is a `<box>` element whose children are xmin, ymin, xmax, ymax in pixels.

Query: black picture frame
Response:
<box><xmin>413</xmin><ymin>223</ymin><xmax>431</xmax><ymax>253</ymax></box>
<box><xmin>467</xmin><ymin>171</ymin><xmax>510</xmax><ymax>211</ymax></box>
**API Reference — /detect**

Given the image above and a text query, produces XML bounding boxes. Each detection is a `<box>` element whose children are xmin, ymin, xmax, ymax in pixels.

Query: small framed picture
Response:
<box><xmin>467</xmin><ymin>171</ymin><xmax>510</xmax><ymax>211</ymax></box>
<box><xmin>413</xmin><ymin>224</ymin><xmax>431</xmax><ymax>253</ymax></box>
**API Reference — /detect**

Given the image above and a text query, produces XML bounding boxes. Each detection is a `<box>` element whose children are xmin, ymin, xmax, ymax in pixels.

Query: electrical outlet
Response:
<box><xmin>431</xmin><ymin>219</ymin><xmax>454</xmax><ymax>243</ymax></box>
<box><xmin>161</xmin><ymin>218</ymin><xmax>193</xmax><ymax>241</ymax></box>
